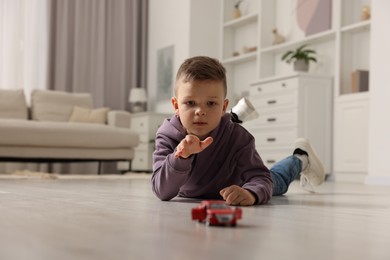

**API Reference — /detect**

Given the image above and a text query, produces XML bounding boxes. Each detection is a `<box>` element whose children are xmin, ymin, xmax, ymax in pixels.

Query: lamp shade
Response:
<box><xmin>129</xmin><ymin>88</ymin><xmax>147</xmax><ymax>103</ymax></box>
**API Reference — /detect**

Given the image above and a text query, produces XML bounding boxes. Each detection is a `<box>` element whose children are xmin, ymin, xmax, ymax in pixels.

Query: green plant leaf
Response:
<box><xmin>281</xmin><ymin>51</ymin><xmax>293</xmax><ymax>61</ymax></box>
<box><xmin>281</xmin><ymin>44</ymin><xmax>317</xmax><ymax>64</ymax></box>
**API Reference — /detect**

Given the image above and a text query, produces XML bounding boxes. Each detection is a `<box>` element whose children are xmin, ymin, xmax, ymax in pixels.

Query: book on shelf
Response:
<box><xmin>351</xmin><ymin>70</ymin><xmax>369</xmax><ymax>93</ymax></box>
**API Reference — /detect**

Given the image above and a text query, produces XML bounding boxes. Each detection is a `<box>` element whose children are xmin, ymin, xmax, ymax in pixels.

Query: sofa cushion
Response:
<box><xmin>0</xmin><ymin>89</ymin><xmax>28</xmax><ymax>119</ymax></box>
<box><xmin>107</xmin><ymin>110</ymin><xmax>132</xmax><ymax>128</ymax></box>
<box><xmin>0</xmin><ymin>119</ymin><xmax>139</xmax><ymax>149</ymax></box>
<box><xmin>31</xmin><ymin>89</ymin><xmax>93</xmax><ymax>122</ymax></box>
<box><xmin>68</xmin><ymin>106</ymin><xmax>109</xmax><ymax>124</ymax></box>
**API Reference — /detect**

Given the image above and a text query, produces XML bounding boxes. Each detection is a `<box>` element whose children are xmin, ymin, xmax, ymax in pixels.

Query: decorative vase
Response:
<box><xmin>294</xmin><ymin>60</ymin><xmax>309</xmax><ymax>72</ymax></box>
<box><xmin>233</xmin><ymin>7</ymin><xmax>241</xmax><ymax>19</ymax></box>
<box><xmin>361</xmin><ymin>5</ymin><xmax>371</xmax><ymax>21</ymax></box>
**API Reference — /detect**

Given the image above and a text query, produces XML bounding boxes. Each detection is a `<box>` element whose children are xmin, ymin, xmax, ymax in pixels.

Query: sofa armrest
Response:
<box><xmin>107</xmin><ymin>110</ymin><xmax>131</xmax><ymax>128</ymax></box>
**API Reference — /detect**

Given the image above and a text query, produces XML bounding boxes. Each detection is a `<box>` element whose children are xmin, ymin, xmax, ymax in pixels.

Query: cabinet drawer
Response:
<box><xmin>134</xmin><ymin>143</ymin><xmax>155</xmax><ymax>153</ymax></box>
<box><xmin>251</xmin><ymin>91</ymin><xmax>298</xmax><ymax>110</ymax></box>
<box><xmin>132</xmin><ymin>142</ymin><xmax>155</xmax><ymax>171</ymax></box>
<box><xmin>253</xmin><ymin>129</ymin><xmax>297</xmax><ymax>147</ymax></box>
<box><xmin>258</xmin><ymin>149</ymin><xmax>292</xmax><ymax>169</ymax></box>
<box><xmin>131</xmin><ymin>114</ymin><xmax>169</xmax><ymax>143</ymax></box>
<box><xmin>257</xmin><ymin>109</ymin><xmax>297</xmax><ymax>127</ymax></box>
<box><xmin>131</xmin><ymin>117</ymin><xmax>152</xmax><ymax>142</ymax></box>
<box><xmin>250</xmin><ymin>77</ymin><xmax>298</xmax><ymax>96</ymax></box>
<box><xmin>132</xmin><ymin>150</ymin><xmax>153</xmax><ymax>172</ymax></box>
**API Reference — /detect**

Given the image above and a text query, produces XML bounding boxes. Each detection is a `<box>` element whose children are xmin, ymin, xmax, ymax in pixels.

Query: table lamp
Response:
<box><xmin>129</xmin><ymin>88</ymin><xmax>147</xmax><ymax>113</ymax></box>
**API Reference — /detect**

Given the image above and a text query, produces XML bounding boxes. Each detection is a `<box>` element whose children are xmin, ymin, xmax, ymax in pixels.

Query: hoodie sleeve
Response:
<box><xmin>231</xmin><ymin>127</ymin><xmax>273</xmax><ymax>205</ymax></box>
<box><xmin>239</xmin><ymin>144</ymin><xmax>273</xmax><ymax>205</ymax></box>
<box><xmin>151</xmin><ymin>118</ymin><xmax>193</xmax><ymax>201</ymax></box>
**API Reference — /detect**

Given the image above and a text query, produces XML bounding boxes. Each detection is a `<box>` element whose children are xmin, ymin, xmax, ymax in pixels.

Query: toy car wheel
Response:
<box><xmin>205</xmin><ymin>215</ymin><xmax>213</xmax><ymax>226</ymax></box>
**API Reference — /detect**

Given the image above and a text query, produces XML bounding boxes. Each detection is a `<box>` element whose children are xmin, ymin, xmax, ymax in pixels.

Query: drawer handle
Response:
<box><xmin>257</xmin><ymin>87</ymin><xmax>262</xmax><ymax>92</ymax></box>
<box><xmin>267</xmin><ymin>100</ymin><xmax>277</xmax><ymax>105</ymax></box>
<box><xmin>267</xmin><ymin>117</ymin><xmax>276</xmax><ymax>122</ymax></box>
<box><xmin>267</xmin><ymin>138</ymin><xmax>276</xmax><ymax>142</ymax></box>
<box><xmin>281</xmin><ymin>82</ymin><xmax>286</xmax><ymax>87</ymax></box>
<box><xmin>266</xmin><ymin>159</ymin><xmax>276</xmax><ymax>164</ymax></box>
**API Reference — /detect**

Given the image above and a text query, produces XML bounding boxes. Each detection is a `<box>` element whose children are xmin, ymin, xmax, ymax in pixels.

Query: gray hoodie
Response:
<box><xmin>152</xmin><ymin>113</ymin><xmax>273</xmax><ymax>205</ymax></box>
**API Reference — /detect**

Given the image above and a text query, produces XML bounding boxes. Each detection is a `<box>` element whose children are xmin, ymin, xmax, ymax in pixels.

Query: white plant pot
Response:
<box><xmin>294</xmin><ymin>60</ymin><xmax>309</xmax><ymax>72</ymax></box>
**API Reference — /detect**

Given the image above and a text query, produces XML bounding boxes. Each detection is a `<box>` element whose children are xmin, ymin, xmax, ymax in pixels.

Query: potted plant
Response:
<box><xmin>281</xmin><ymin>44</ymin><xmax>317</xmax><ymax>72</ymax></box>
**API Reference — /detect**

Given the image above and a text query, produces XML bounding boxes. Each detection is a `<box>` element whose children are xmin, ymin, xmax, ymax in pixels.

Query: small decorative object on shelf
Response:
<box><xmin>272</xmin><ymin>28</ymin><xmax>285</xmax><ymax>45</ymax></box>
<box><xmin>351</xmin><ymin>70</ymin><xmax>369</xmax><ymax>93</ymax></box>
<box><xmin>361</xmin><ymin>5</ymin><xmax>371</xmax><ymax>21</ymax></box>
<box><xmin>191</xmin><ymin>200</ymin><xmax>242</xmax><ymax>227</ymax></box>
<box><xmin>281</xmin><ymin>44</ymin><xmax>317</xmax><ymax>72</ymax></box>
<box><xmin>242</xmin><ymin>46</ymin><xmax>257</xmax><ymax>53</ymax></box>
<box><xmin>233</xmin><ymin>0</ymin><xmax>243</xmax><ymax>19</ymax></box>
<box><xmin>232</xmin><ymin>51</ymin><xmax>240</xmax><ymax>57</ymax></box>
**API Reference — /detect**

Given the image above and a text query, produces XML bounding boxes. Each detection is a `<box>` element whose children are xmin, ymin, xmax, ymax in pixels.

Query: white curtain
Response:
<box><xmin>0</xmin><ymin>0</ymin><xmax>49</xmax><ymax>173</ymax></box>
<box><xmin>48</xmin><ymin>0</ymin><xmax>148</xmax><ymax>110</ymax></box>
<box><xmin>0</xmin><ymin>0</ymin><xmax>49</xmax><ymax>99</ymax></box>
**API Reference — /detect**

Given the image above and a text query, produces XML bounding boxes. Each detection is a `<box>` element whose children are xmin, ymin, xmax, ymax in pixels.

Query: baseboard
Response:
<box><xmin>333</xmin><ymin>172</ymin><xmax>366</xmax><ymax>183</ymax></box>
<box><xmin>364</xmin><ymin>175</ymin><xmax>390</xmax><ymax>186</ymax></box>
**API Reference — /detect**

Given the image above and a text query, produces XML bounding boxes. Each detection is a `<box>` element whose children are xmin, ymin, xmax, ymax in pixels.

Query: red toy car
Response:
<box><xmin>191</xmin><ymin>200</ymin><xmax>242</xmax><ymax>226</ymax></box>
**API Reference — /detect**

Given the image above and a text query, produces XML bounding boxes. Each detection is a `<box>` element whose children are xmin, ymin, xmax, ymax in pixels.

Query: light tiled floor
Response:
<box><xmin>0</xmin><ymin>176</ymin><xmax>389</xmax><ymax>260</ymax></box>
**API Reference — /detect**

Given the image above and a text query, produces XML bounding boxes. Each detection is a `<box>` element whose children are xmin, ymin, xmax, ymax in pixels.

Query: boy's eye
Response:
<box><xmin>185</xmin><ymin>101</ymin><xmax>195</xmax><ymax>106</ymax></box>
<box><xmin>207</xmin><ymin>101</ymin><xmax>217</xmax><ymax>106</ymax></box>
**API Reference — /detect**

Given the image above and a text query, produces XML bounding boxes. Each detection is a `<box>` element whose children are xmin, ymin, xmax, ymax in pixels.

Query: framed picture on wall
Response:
<box><xmin>296</xmin><ymin>0</ymin><xmax>332</xmax><ymax>36</ymax></box>
<box><xmin>157</xmin><ymin>45</ymin><xmax>174</xmax><ymax>102</ymax></box>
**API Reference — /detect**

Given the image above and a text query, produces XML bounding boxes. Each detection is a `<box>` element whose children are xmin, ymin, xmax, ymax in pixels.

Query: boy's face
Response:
<box><xmin>172</xmin><ymin>77</ymin><xmax>229</xmax><ymax>140</ymax></box>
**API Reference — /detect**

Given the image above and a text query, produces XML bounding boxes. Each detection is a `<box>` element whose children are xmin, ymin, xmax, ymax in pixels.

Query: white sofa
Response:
<box><xmin>0</xmin><ymin>89</ymin><xmax>139</xmax><ymax>173</ymax></box>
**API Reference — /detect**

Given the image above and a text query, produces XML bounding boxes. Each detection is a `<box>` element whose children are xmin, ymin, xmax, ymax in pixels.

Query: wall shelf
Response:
<box><xmin>222</xmin><ymin>52</ymin><xmax>257</xmax><ymax>65</ymax></box>
<box><xmin>336</xmin><ymin>91</ymin><xmax>369</xmax><ymax>102</ymax></box>
<box><xmin>341</xmin><ymin>20</ymin><xmax>371</xmax><ymax>33</ymax></box>
<box><xmin>260</xmin><ymin>30</ymin><xmax>335</xmax><ymax>55</ymax></box>
<box><xmin>223</xmin><ymin>13</ymin><xmax>258</xmax><ymax>29</ymax></box>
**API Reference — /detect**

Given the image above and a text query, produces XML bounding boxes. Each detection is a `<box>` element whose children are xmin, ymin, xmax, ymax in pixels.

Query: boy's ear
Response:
<box><xmin>223</xmin><ymin>99</ymin><xmax>229</xmax><ymax>113</ymax></box>
<box><xmin>171</xmin><ymin>97</ymin><xmax>179</xmax><ymax>116</ymax></box>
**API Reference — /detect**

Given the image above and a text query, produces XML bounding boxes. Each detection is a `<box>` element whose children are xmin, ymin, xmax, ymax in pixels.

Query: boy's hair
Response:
<box><xmin>174</xmin><ymin>56</ymin><xmax>227</xmax><ymax>97</ymax></box>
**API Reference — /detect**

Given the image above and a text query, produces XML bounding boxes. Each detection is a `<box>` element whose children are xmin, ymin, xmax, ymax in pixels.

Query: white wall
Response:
<box><xmin>366</xmin><ymin>0</ymin><xmax>390</xmax><ymax>185</ymax></box>
<box><xmin>147</xmin><ymin>0</ymin><xmax>221</xmax><ymax>113</ymax></box>
<box><xmin>147</xmin><ymin>0</ymin><xmax>190</xmax><ymax>113</ymax></box>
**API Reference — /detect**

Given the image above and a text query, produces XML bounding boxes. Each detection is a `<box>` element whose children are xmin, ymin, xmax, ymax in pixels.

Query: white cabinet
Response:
<box><xmin>244</xmin><ymin>74</ymin><xmax>333</xmax><ymax>173</ymax></box>
<box><xmin>130</xmin><ymin>112</ymin><xmax>171</xmax><ymax>172</ymax></box>
<box><xmin>333</xmin><ymin>0</ymin><xmax>371</xmax><ymax>181</ymax></box>
<box><xmin>333</xmin><ymin>93</ymin><xmax>369</xmax><ymax>182</ymax></box>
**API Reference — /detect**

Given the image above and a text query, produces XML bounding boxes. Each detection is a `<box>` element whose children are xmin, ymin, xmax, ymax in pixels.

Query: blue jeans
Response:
<box><xmin>270</xmin><ymin>155</ymin><xmax>302</xmax><ymax>196</ymax></box>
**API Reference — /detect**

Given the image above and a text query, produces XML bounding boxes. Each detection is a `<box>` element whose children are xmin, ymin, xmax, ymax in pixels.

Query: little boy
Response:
<box><xmin>152</xmin><ymin>56</ymin><xmax>325</xmax><ymax>206</ymax></box>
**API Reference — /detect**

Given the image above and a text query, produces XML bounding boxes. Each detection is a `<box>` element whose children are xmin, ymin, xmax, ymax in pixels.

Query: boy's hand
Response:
<box><xmin>174</xmin><ymin>135</ymin><xmax>213</xmax><ymax>159</ymax></box>
<box><xmin>220</xmin><ymin>185</ymin><xmax>256</xmax><ymax>206</ymax></box>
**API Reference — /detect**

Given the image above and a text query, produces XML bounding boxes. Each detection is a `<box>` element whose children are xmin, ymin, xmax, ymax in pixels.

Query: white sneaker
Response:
<box><xmin>231</xmin><ymin>98</ymin><xmax>259</xmax><ymax>123</ymax></box>
<box><xmin>294</xmin><ymin>138</ymin><xmax>325</xmax><ymax>187</ymax></box>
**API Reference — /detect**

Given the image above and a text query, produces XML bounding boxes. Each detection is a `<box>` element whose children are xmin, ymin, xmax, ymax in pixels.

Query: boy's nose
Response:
<box><xmin>195</xmin><ymin>106</ymin><xmax>206</xmax><ymax>116</ymax></box>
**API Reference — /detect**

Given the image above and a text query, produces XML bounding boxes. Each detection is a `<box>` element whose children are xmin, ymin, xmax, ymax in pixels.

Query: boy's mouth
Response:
<box><xmin>193</xmin><ymin>122</ymin><xmax>207</xmax><ymax>125</ymax></box>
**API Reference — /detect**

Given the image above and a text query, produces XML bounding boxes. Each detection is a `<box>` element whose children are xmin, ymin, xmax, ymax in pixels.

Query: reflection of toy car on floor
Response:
<box><xmin>191</xmin><ymin>200</ymin><xmax>242</xmax><ymax>226</ymax></box>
